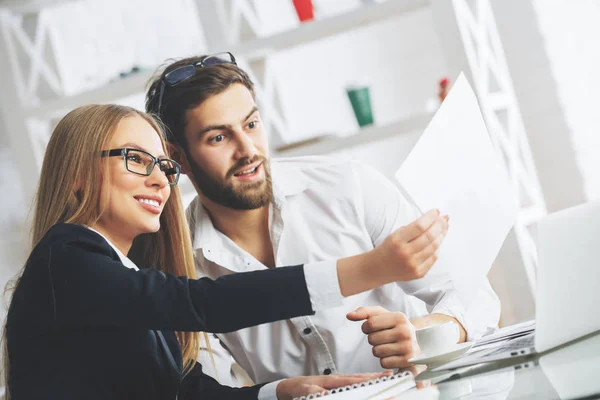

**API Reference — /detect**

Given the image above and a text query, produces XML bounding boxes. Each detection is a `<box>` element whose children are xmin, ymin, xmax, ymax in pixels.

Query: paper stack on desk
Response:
<box><xmin>395</xmin><ymin>73</ymin><xmax>518</xmax><ymax>306</ymax></box>
<box><xmin>471</xmin><ymin>319</ymin><xmax>536</xmax><ymax>351</ymax></box>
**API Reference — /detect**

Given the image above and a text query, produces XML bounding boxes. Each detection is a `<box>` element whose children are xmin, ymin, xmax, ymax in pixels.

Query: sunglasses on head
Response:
<box><xmin>156</xmin><ymin>52</ymin><xmax>237</xmax><ymax>116</ymax></box>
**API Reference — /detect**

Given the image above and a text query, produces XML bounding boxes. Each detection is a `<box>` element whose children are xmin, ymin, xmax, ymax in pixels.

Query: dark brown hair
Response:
<box><xmin>145</xmin><ymin>55</ymin><xmax>255</xmax><ymax>150</ymax></box>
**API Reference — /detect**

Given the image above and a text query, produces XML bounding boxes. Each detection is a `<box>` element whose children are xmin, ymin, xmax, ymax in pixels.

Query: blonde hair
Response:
<box><xmin>2</xmin><ymin>104</ymin><xmax>210</xmax><ymax>398</ymax></box>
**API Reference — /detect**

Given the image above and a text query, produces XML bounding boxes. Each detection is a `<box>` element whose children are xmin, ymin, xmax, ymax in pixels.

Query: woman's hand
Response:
<box><xmin>276</xmin><ymin>371</ymin><xmax>392</xmax><ymax>400</ymax></box>
<box><xmin>337</xmin><ymin>209</ymin><xmax>449</xmax><ymax>297</ymax></box>
<box><xmin>374</xmin><ymin>209</ymin><xmax>449</xmax><ymax>282</ymax></box>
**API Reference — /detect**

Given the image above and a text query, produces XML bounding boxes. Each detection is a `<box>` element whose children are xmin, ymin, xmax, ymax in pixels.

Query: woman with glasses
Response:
<box><xmin>2</xmin><ymin>104</ymin><xmax>447</xmax><ymax>399</ymax></box>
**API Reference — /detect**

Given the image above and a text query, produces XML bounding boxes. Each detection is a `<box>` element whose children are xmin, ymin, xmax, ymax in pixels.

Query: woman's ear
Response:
<box><xmin>167</xmin><ymin>142</ymin><xmax>191</xmax><ymax>175</ymax></box>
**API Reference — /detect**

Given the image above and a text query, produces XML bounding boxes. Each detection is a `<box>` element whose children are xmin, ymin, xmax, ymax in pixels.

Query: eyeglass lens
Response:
<box><xmin>125</xmin><ymin>150</ymin><xmax>179</xmax><ymax>184</ymax></box>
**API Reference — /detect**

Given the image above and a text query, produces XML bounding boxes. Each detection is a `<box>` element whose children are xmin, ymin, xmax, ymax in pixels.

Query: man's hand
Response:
<box><xmin>347</xmin><ymin>306</ymin><xmax>417</xmax><ymax>369</ymax></box>
<box><xmin>275</xmin><ymin>372</ymin><xmax>392</xmax><ymax>400</ymax></box>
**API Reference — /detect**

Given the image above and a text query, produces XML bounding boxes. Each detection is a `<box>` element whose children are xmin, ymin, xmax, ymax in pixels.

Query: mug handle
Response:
<box><xmin>450</xmin><ymin>321</ymin><xmax>460</xmax><ymax>344</ymax></box>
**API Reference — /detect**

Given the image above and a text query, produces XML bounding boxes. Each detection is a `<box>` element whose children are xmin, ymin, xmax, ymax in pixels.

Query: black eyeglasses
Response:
<box><xmin>100</xmin><ymin>148</ymin><xmax>181</xmax><ymax>186</ymax></box>
<box><xmin>156</xmin><ymin>52</ymin><xmax>237</xmax><ymax>115</ymax></box>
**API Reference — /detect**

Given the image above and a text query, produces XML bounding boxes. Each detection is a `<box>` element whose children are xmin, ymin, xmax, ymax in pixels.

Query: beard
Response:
<box><xmin>188</xmin><ymin>154</ymin><xmax>273</xmax><ymax>210</ymax></box>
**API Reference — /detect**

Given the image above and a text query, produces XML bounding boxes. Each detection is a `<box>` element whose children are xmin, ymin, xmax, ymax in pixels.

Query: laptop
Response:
<box><xmin>435</xmin><ymin>200</ymin><xmax>600</xmax><ymax>370</ymax></box>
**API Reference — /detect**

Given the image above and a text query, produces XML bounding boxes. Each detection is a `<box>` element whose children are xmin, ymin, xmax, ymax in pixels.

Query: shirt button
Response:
<box><xmin>303</xmin><ymin>328</ymin><xmax>312</xmax><ymax>335</ymax></box>
<box><xmin>324</xmin><ymin>368</ymin><xmax>332</xmax><ymax>375</ymax></box>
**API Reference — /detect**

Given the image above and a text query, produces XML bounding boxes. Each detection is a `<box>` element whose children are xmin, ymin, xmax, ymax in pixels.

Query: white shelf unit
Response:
<box><xmin>273</xmin><ymin>112</ymin><xmax>433</xmax><ymax>157</ymax></box>
<box><xmin>25</xmin><ymin>0</ymin><xmax>431</xmax><ymax>121</ymax></box>
<box><xmin>0</xmin><ymin>0</ymin><xmax>76</xmax><ymax>13</ymax></box>
<box><xmin>229</xmin><ymin>0</ymin><xmax>430</xmax><ymax>61</ymax></box>
<box><xmin>27</xmin><ymin>70</ymin><xmax>154</xmax><ymax>118</ymax></box>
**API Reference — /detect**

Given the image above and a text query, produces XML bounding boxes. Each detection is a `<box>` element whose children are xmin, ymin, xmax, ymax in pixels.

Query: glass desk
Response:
<box><xmin>398</xmin><ymin>330</ymin><xmax>600</xmax><ymax>399</ymax></box>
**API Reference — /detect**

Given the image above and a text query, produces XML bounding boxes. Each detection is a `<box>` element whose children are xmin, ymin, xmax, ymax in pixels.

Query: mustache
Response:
<box><xmin>226</xmin><ymin>155</ymin><xmax>267</xmax><ymax>178</ymax></box>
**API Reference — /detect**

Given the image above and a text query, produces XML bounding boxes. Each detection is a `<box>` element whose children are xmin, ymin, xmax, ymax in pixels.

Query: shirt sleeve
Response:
<box><xmin>257</xmin><ymin>380</ymin><xmax>284</xmax><ymax>400</ymax></box>
<box><xmin>352</xmin><ymin>162</ymin><xmax>500</xmax><ymax>340</ymax></box>
<box><xmin>20</xmin><ymin>226</ymin><xmax>315</xmax><ymax>334</ymax></box>
<box><xmin>179</xmin><ymin>361</ymin><xmax>266</xmax><ymax>400</ymax></box>
<box><xmin>196</xmin><ymin>334</ymin><xmax>241</xmax><ymax>387</ymax></box>
<box><xmin>303</xmin><ymin>261</ymin><xmax>344</xmax><ymax>311</ymax></box>
<box><xmin>403</xmin><ymin>273</ymin><xmax>501</xmax><ymax>340</ymax></box>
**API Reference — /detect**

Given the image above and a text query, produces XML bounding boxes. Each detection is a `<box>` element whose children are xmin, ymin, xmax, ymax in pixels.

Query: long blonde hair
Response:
<box><xmin>2</xmin><ymin>104</ymin><xmax>209</xmax><ymax>398</ymax></box>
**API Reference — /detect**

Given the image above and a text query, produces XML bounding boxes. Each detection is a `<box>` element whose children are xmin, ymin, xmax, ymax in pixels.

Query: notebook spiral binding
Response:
<box><xmin>294</xmin><ymin>371</ymin><xmax>413</xmax><ymax>400</ymax></box>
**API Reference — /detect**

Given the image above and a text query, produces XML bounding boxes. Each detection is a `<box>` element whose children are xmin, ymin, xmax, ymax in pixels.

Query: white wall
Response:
<box><xmin>492</xmin><ymin>0</ymin><xmax>587</xmax><ymax>213</ymax></box>
<box><xmin>530</xmin><ymin>0</ymin><xmax>600</xmax><ymax>202</ymax></box>
<box><xmin>487</xmin><ymin>0</ymin><xmax>600</xmax><ymax>324</ymax></box>
<box><xmin>0</xmin><ymin>144</ymin><xmax>29</xmax><ymax>322</ymax></box>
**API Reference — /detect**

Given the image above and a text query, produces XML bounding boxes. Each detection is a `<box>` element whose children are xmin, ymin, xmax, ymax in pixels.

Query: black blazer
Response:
<box><xmin>6</xmin><ymin>223</ymin><xmax>315</xmax><ymax>399</ymax></box>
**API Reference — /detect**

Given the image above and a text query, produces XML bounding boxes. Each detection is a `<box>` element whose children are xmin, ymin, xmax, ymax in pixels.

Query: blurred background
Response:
<box><xmin>0</xmin><ymin>0</ymin><xmax>598</xmax><ymax>329</ymax></box>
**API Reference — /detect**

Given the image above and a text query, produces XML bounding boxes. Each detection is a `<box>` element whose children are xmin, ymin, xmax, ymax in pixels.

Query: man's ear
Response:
<box><xmin>167</xmin><ymin>142</ymin><xmax>192</xmax><ymax>175</ymax></box>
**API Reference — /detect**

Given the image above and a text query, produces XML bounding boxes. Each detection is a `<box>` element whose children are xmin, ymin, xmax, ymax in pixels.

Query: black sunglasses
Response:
<box><xmin>156</xmin><ymin>52</ymin><xmax>237</xmax><ymax>115</ymax></box>
<box><xmin>100</xmin><ymin>147</ymin><xmax>181</xmax><ymax>186</ymax></box>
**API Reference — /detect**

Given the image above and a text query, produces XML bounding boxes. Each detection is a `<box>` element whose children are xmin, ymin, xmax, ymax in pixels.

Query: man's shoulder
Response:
<box><xmin>273</xmin><ymin>156</ymin><xmax>385</xmax><ymax>192</ymax></box>
<box><xmin>185</xmin><ymin>195</ymin><xmax>203</xmax><ymax>240</ymax></box>
<box><xmin>273</xmin><ymin>156</ymin><xmax>369</xmax><ymax>182</ymax></box>
<box><xmin>273</xmin><ymin>155</ymin><xmax>356</xmax><ymax>170</ymax></box>
<box><xmin>185</xmin><ymin>195</ymin><xmax>201</xmax><ymax>219</ymax></box>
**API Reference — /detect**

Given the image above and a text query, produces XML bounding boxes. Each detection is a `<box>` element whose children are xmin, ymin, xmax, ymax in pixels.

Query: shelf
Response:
<box><xmin>273</xmin><ymin>111</ymin><xmax>433</xmax><ymax>157</ymax></box>
<box><xmin>26</xmin><ymin>70</ymin><xmax>154</xmax><ymax>119</ymax></box>
<box><xmin>24</xmin><ymin>0</ymin><xmax>431</xmax><ymax>119</ymax></box>
<box><xmin>1</xmin><ymin>0</ymin><xmax>76</xmax><ymax>13</ymax></box>
<box><xmin>230</xmin><ymin>0</ymin><xmax>431</xmax><ymax>60</ymax></box>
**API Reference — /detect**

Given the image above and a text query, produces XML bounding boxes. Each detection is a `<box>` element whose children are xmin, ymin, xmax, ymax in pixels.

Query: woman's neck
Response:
<box><xmin>88</xmin><ymin>224</ymin><xmax>133</xmax><ymax>255</ymax></box>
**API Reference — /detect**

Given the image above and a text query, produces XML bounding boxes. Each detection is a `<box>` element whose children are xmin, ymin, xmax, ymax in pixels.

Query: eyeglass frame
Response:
<box><xmin>156</xmin><ymin>51</ymin><xmax>237</xmax><ymax>116</ymax></box>
<box><xmin>100</xmin><ymin>147</ymin><xmax>182</xmax><ymax>186</ymax></box>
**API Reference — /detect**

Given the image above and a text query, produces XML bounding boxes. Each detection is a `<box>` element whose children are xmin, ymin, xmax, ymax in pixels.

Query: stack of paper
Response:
<box><xmin>471</xmin><ymin>320</ymin><xmax>536</xmax><ymax>351</ymax></box>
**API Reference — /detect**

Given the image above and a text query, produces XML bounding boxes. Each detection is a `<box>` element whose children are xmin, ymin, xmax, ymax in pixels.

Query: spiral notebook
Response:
<box><xmin>293</xmin><ymin>371</ymin><xmax>415</xmax><ymax>400</ymax></box>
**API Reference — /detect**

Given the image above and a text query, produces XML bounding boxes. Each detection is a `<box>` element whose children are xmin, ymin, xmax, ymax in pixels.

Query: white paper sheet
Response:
<box><xmin>395</xmin><ymin>73</ymin><xmax>518</xmax><ymax>306</ymax></box>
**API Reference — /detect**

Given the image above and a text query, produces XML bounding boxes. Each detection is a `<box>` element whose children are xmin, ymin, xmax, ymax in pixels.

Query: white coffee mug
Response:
<box><xmin>415</xmin><ymin>321</ymin><xmax>460</xmax><ymax>357</ymax></box>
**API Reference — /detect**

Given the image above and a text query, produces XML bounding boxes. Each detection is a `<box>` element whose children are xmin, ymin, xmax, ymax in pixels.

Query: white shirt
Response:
<box><xmin>87</xmin><ymin>227</ymin><xmax>139</xmax><ymax>271</ymax></box>
<box><xmin>187</xmin><ymin>157</ymin><xmax>501</xmax><ymax>399</ymax></box>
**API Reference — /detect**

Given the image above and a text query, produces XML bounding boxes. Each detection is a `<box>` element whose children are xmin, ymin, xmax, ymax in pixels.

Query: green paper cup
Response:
<box><xmin>346</xmin><ymin>86</ymin><xmax>374</xmax><ymax>128</ymax></box>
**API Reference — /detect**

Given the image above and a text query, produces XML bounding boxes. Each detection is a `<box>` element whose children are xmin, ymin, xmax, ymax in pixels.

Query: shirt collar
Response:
<box><xmin>87</xmin><ymin>227</ymin><xmax>139</xmax><ymax>271</ymax></box>
<box><xmin>187</xmin><ymin>196</ymin><xmax>222</xmax><ymax>251</ymax></box>
<box><xmin>187</xmin><ymin>158</ymin><xmax>311</xmax><ymax>251</ymax></box>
